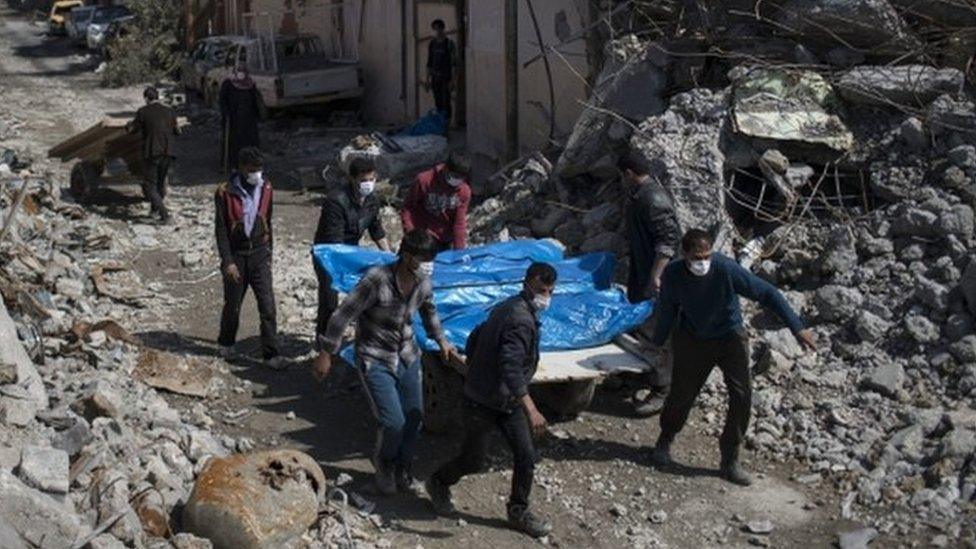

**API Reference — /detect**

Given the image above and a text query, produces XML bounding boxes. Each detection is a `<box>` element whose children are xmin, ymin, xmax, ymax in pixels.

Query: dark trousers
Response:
<box><xmin>434</xmin><ymin>399</ymin><xmax>536</xmax><ymax>509</ymax></box>
<box><xmin>659</xmin><ymin>329</ymin><xmax>751</xmax><ymax>464</ymax></box>
<box><xmin>218</xmin><ymin>247</ymin><xmax>279</xmax><ymax>359</ymax></box>
<box><xmin>142</xmin><ymin>155</ymin><xmax>172</xmax><ymax>216</ymax></box>
<box><xmin>431</xmin><ymin>75</ymin><xmax>452</xmax><ymax>121</ymax></box>
<box><xmin>634</xmin><ymin>309</ymin><xmax>672</xmax><ymax>391</ymax></box>
<box><xmin>313</xmin><ymin>258</ymin><xmax>338</xmax><ymax>350</ymax></box>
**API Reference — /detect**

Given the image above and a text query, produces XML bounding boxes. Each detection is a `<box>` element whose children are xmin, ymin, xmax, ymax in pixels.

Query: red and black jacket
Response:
<box><xmin>214</xmin><ymin>176</ymin><xmax>273</xmax><ymax>267</ymax></box>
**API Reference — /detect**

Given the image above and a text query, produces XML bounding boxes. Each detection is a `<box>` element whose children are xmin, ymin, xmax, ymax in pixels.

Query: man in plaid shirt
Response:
<box><xmin>313</xmin><ymin>229</ymin><xmax>458</xmax><ymax>494</ymax></box>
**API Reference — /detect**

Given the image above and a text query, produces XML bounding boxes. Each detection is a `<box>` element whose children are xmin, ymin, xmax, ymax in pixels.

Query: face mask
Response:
<box><xmin>688</xmin><ymin>258</ymin><xmax>711</xmax><ymax>277</ymax></box>
<box><xmin>359</xmin><ymin>179</ymin><xmax>376</xmax><ymax>197</ymax></box>
<box><xmin>447</xmin><ymin>175</ymin><xmax>463</xmax><ymax>187</ymax></box>
<box><xmin>532</xmin><ymin>293</ymin><xmax>551</xmax><ymax>311</ymax></box>
<box><xmin>415</xmin><ymin>261</ymin><xmax>434</xmax><ymax>278</ymax></box>
<box><xmin>246</xmin><ymin>171</ymin><xmax>263</xmax><ymax>186</ymax></box>
<box><xmin>234</xmin><ymin>70</ymin><xmax>246</xmax><ymax>80</ymax></box>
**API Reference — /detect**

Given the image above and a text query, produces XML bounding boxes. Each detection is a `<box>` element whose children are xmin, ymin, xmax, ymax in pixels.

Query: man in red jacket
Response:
<box><xmin>401</xmin><ymin>153</ymin><xmax>471</xmax><ymax>251</ymax></box>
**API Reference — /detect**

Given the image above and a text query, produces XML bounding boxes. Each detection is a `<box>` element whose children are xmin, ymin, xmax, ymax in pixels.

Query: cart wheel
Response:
<box><xmin>69</xmin><ymin>161</ymin><xmax>101</xmax><ymax>204</ymax></box>
<box><xmin>531</xmin><ymin>379</ymin><xmax>598</xmax><ymax>420</ymax></box>
<box><xmin>422</xmin><ymin>353</ymin><xmax>463</xmax><ymax>435</ymax></box>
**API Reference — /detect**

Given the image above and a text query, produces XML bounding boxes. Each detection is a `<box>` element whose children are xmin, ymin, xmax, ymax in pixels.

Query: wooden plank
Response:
<box><xmin>47</xmin><ymin>116</ymin><xmax>132</xmax><ymax>161</ymax></box>
<box><xmin>532</xmin><ymin>344</ymin><xmax>651</xmax><ymax>384</ymax></box>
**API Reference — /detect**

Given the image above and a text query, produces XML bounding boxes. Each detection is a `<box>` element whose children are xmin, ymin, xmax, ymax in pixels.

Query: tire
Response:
<box><xmin>422</xmin><ymin>353</ymin><xmax>464</xmax><ymax>435</ymax></box>
<box><xmin>69</xmin><ymin>161</ymin><xmax>101</xmax><ymax>204</ymax></box>
<box><xmin>530</xmin><ymin>379</ymin><xmax>598</xmax><ymax>420</ymax></box>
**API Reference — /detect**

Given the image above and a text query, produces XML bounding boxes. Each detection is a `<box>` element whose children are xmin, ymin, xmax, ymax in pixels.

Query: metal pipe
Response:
<box><xmin>524</xmin><ymin>0</ymin><xmax>555</xmax><ymax>141</ymax></box>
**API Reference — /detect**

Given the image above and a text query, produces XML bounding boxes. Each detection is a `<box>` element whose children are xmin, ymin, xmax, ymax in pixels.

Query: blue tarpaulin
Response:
<box><xmin>312</xmin><ymin>240</ymin><xmax>652</xmax><ymax>358</ymax></box>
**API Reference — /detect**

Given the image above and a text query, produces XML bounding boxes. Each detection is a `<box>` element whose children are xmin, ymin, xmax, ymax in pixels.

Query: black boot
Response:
<box><xmin>507</xmin><ymin>504</ymin><xmax>551</xmax><ymax>539</ymax></box>
<box><xmin>634</xmin><ymin>387</ymin><xmax>668</xmax><ymax>417</ymax></box>
<box><xmin>648</xmin><ymin>437</ymin><xmax>672</xmax><ymax>468</ymax></box>
<box><xmin>425</xmin><ymin>474</ymin><xmax>456</xmax><ymax>516</ymax></box>
<box><xmin>720</xmin><ymin>445</ymin><xmax>752</xmax><ymax>486</ymax></box>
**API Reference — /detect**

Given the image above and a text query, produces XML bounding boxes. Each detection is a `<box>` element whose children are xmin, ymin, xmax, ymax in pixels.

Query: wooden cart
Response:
<box><xmin>47</xmin><ymin>116</ymin><xmax>145</xmax><ymax>204</ymax></box>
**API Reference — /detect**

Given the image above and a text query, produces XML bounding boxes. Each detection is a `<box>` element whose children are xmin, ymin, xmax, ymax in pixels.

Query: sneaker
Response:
<box><xmin>374</xmin><ymin>461</ymin><xmax>396</xmax><ymax>496</ymax></box>
<box><xmin>425</xmin><ymin>475</ymin><xmax>456</xmax><ymax>515</ymax></box>
<box><xmin>648</xmin><ymin>439</ymin><xmax>672</xmax><ymax>468</ymax></box>
<box><xmin>507</xmin><ymin>505</ymin><xmax>551</xmax><ymax>539</ymax></box>
<box><xmin>396</xmin><ymin>468</ymin><xmax>422</xmax><ymax>496</ymax></box>
<box><xmin>266</xmin><ymin>356</ymin><xmax>288</xmax><ymax>370</ymax></box>
<box><xmin>720</xmin><ymin>460</ymin><xmax>753</xmax><ymax>487</ymax></box>
<box><xmin>217</xmin><ymin>345</ymin><xmax>235</xmax><ymax>359</ymax></box>
<box><xmin>633</xmin><ymin>391</ymin><xmax>667</xmax><ymax>417</ymax></box>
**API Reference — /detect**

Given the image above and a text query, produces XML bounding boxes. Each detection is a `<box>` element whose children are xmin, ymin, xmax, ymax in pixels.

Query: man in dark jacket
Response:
<box><xmin>129</xmin><ymin>86</ymin><xmax>179</xmax><ymax>223</ymax></box>
<box><xmin>619</xmin><ymin>151</ymin><xmax>681</xmax><ymax>417</ymax></box>
<box><xmin>426</xmin><ymin>263</ymin><xmax>556</xmax><ymax>539</ymax></box>
<box><xmin>425</xmin><ymin>18</ymin><xmax>458</xmax><ymax>122</ymax></box>
<box><xmin>312</xmin><ymin>157</ymin><xmax>391</xmax><ymax>349</ymax></box>
<box><xmin>214</xmin><ymin>147</ymin><xmax>282</xmax><ymax>369</ymax></box>
<box><xmin>647</xmin><ymin>229</ymin><xmax>817</xmax><ymax>486</ymax></box>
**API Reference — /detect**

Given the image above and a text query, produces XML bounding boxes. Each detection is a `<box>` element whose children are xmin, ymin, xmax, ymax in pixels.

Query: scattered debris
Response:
<box><xmin>134</xmin><ymin>349</ymin><xmax>214</xmax><ymax>398</ymax></box>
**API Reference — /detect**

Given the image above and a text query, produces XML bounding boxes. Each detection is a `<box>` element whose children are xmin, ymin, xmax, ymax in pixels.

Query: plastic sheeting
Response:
<box><xmin>312</xmin><ymin>240</ymin><xmax>652</xmax><ymax>356</ymax></box>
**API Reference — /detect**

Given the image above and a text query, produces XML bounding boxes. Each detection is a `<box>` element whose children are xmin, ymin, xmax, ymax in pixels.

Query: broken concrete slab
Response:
<box><xmin>134</xmin><ymin>349</ymin><xmax>214</xmax><ymax>398</ymax></box>
<box><xmin>837</xmin><ymin>65</ymin><xmax>965</xmax><ymax>108</ymax></box>
<box><xmin>70</xmin><ymin>379</ymin><xmax>122</xmax><ymax>421</ymax></box>
<box><xmin>838</xmin><ymin>526</ymin><xmax>879</xmax><ymax>549</ymax></box>
<box><xmin>183</xmin><ymin>450</ymin><xmax>326</xmax><ymax>549</ymax></box>
<box><xmin>338</xmin><ymin>134</ymin><xmax>448</xmax><ymax>181</ymax></box>
<box><xmin>17</xmin><ymin>446</ymin><xmax>69</xmax><ymax>494</ymax></box>
<box><xmin>0</xmin><ymin>470</ymin><xmax>81</xmax><ymax>548</ymax></box>
<box><xmin>861</xmin><ymin>362</ymin><xmax>905</xmax><ymax>398</ymax></box>
<box><xmin>731</xmin><ymin>68</ymin><xmax>853</xmax><ymax>151</ymax></box>
<box><xmin>771</xmin><ymin>0</ymin><xmax>920</xmax><ymax>55</ymax></box>
<box><xmin>0</xmin><ymin>300</ymin><xmax>46</xmax><ymax>426</ymax></box>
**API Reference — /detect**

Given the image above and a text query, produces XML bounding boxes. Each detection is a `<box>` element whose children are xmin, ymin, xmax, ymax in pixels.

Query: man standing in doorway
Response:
<box><xmin>426</xmin><ymin>18</ymin><xmax>458</xmax><ymax>123</ymax></box>
<box><xmin>427</xmin><ymin>263</ymin><xmax>556</xmax><ymax>539</ymax></box>
<box><xmin>129</xmin><ymin>86</ymin><xmax>179</xmax><ymax>223</ymax></box>
<box><xmin>401</xmin><ymin>152</ymin><xmax>471</xmax><ymax>251</ymax></box>
<box><xmin>647</xmin><ymin>229</ymin><xmax>817</xmax><ymax>486</ymax></box>
<box><xmin>312</xmin><ymin>158</ymin><xmax>391</xmax><ymax>348</ymax></box>
<box><xmin>312</xmin><ymin>230</ymin><xmax>457</xmax><ymax>495</ymax></box>
<box><xmin>618</xmin><ymin>152</ymin><xmax>681</xmax><ymax>417</ymax></box>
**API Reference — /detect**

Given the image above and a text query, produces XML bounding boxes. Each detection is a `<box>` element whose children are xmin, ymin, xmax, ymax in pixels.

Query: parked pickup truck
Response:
<box><xmin>203</xmin><ymin>34</ymin><xmax>363</xmax><ymax>112</ymax></box>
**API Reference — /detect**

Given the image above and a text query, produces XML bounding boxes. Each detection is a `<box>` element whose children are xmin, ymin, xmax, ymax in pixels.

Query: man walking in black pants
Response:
<box><xmin>129</xmin><ymin>86</ymin><xmax>179</xmax><ymax>223</ymax></box>
<box><xmin>647</xmin><ymin>229</ymin><xmax>816</xmax><ymax>485</ymax></box>
<box><xmin>214</xmin><ymin>147</ymin><xmax>282</xmax><ymax>369</ymax></box>
<box><xmin>427</xmin><ymin>263</ymin><xmax>556</xmax><ymax>539</ymax></box>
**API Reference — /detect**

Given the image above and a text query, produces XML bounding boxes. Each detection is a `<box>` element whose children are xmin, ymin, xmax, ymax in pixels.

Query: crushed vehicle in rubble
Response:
<box><xmin>314</xmin><ymin>239</ymin><xmax>656</xmax><ymax>427</ymax></box>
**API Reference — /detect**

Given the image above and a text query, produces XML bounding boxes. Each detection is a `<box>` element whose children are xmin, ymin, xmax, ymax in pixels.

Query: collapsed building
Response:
<box><xmin>470</xmin><ymin>0</ymin><xmax>976</xmax><ymax>540</ymax></box>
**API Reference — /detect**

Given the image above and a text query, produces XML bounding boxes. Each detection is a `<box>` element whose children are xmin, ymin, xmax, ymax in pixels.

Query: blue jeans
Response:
<box><xmin>358</xmin><ymin>358</ymin><xmax>423</xmax><ymax>472</ymax></box>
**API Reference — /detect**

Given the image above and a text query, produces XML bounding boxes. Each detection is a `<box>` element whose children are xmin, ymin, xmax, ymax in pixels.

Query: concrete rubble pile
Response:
<box><xmin>472</xmin><ymin>0</ymin><xmax>976</xmax><ymax>544</ymax></box>
<box><xmin>0</xmin><ymin>161</ymin><xmax>382</xmax><ymax>547</ymax></box>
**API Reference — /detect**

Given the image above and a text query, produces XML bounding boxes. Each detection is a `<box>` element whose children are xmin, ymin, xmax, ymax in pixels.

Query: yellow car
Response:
<box><xmin>49</xmin><ymin>0</ymin><xmax>84</xmax><ymax>35</ymax></box>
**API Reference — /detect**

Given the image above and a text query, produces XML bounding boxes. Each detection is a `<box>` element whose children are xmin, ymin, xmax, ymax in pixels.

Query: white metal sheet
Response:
<box><xmin>532</xmin><ymin>344</ymin><xmax>651</xmax><ymax>384</ymax></box>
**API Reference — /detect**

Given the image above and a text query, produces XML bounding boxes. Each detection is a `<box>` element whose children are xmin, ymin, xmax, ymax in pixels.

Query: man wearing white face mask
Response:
<box><xmin>647</xmin><ymin>229</ymin><xmax>816</xmax><ymax>486</ymax></box>
<box><xmin>401</xmin><ymin>153</ymin><xmax>471</xmax><ymax>251</ymax></box>
<box><xmin>313</xmin><ymin>158</ymin><xmax>391</xmax><ymax>349</ymax></box>
<box><xmin>214</xmin><ymin>147</ymin><xmax>282</xmax><ymax>369</ymax></box>
<box><xmin>427</xmin><ymin>262</ymin><xmax>556</xmax><ymax>539</ymax></box>
<box><xmin>313</xmin><ymin>230</ymin><xmax>457</xmax><ymax>496</ymax></box>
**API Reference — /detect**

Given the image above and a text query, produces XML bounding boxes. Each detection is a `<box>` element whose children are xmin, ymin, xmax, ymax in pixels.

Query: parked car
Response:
<box><xmin>65</xmin><ymin>5</ymin><xmax>96</xmax><ymax>45</ymax></box>
<box><xmin>100</xmin><ymin>14</ymin><xmax>135</xmax><ymax>59</ymax></box>
<box><xmin>180</xmin><ymin>36</ymin><xmax>243</xmax><ymax>95</ymax></box>
<box><xmin>85</xmin><ymin>5</ymin><xmax>131</xmax><ymax>51</ymax></box>
<box><xmin>203</xmin><ymin>34</ymin><xmax>363</xmax><ymax>112</ymax></box>
<box><xmin>48</xmin><ymin>0</ymin><xmax>83</xmax><ymax>35</ymax></box>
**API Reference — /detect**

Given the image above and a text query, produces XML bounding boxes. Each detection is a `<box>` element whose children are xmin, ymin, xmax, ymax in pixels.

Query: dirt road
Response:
<box><xmin>0</xmin><ymin>9</ymin><xmax>871</xmax><ymax>548</ymax></box>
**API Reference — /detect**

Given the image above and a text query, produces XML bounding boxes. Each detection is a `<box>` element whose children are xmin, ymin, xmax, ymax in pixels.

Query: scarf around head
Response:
<box><xmin>231</xmin><ymin>72</ymin><xmax>256</xmax><ymax>90</ymax></box>
<box><xmin>231</xmin><ymin>172</ymin><xmax>264</xmax><ymax>237</ymax></box>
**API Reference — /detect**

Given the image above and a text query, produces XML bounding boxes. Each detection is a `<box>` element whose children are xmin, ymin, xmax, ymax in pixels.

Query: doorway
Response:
<box><xmin>413</xmin><ymin>0</ymin><xmax>466</xmax><ymax>128</ymax></box>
